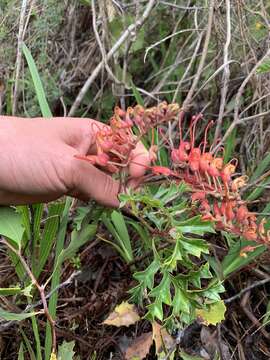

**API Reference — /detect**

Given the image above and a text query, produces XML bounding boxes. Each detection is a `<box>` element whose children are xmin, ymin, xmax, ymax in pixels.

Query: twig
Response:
<box><xmin>92</xmin><ymin>0</ymin><xmax>122</xmax><ymax>85</ymax></box>
<box><xmin>216</xmin><ymin>47</ymin><xmax>270</xmax><ymax>149</ymax></box>
<box><xmin>144</xmin><ymin>28</ymin><xmax>202</xmax><ymax>63</ymax></box>
<box><xmin>68</xmin><ymin>0</ymin><xmax>157</xmax><ymax>116</ymax></box>
<box><xmin>225</xmin><ymin>277</ymin><xmax>270</xmax><ymax>304</ymax></box>
<box><xmin>25</xmin><ymin>271</ymin><xmax>81</xmax><ymax>312</ymax></box>
<box><xmin>159</xmin><ymin>2</ymin><xmax>206</xmax><ymax>10</ymax></box>
<box><xmin>214</xmin><ymin>0</ymin><xmax>231</xmax><ymax>141</ymax></box>
<box><xmin>181</xmin><ymin>0</ymin><xmax>214</xmax><ymax>111</ymax></box>
<box><xmin>12</xmin><ymin>0</ymin><xmax>28</xmax><ymax>115</ymax></box>
<box><xmin>172</xmin><ymin>32</ymin><xmax>203</xmax><ymax>102</ymax></box>
<box><xmin>1</xmin><ymin>239</ymin><xmax>57</xmax><ymax>353</ymax></box>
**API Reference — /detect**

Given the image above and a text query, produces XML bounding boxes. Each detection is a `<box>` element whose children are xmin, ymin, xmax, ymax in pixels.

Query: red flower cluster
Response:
<box><xmin>193</xmin><ymin>192</ymin><xmax>269</xmax><ymax>245</ymax></box>
<box><xmin>75</xmin><ymin>103</ymin><xmax>269</xmax><ymax>248</ymax></box>
<box><xmin>75</xmin><ymin>102</ymin><xmax>179</xmax><ymax>173</ymax></box>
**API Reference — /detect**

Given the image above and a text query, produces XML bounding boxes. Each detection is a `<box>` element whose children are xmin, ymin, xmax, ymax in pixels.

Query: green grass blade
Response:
<box><xmin>30</xmin><ymin>315</ymin><xmax>42</xmax><ymax>360</ymax></box>
<box><xmin>224</xmin><ymin>128</ymin><xmax>237</xmax><ymax>163</ymax></box>
<box><xmin>36</xmin><ymin>202</ymin><xmax>64</xmax><ymax>278</ymax></box>
<box><xmin>130</xmin><ymin>79</ymin><xmax>144</xmax><ymax>106</ymax></box>
<box><xmin>18</xmin><ymin>342</ymin><xmax>24</xmax><ymax>360</ymax></box>
<box><xmin>21</xmin><ymin>329</ymin><xmax>36</xmax><ymax>360</ymax></box>
<box><xmin>44</xmin><ymin>197</ymin><xmax>72</xmax><ymax>360</ymax></box>
<box><xmin>246</xmin><ymin>177</ymin><xmax>270</xmax><ymax>201</ymax></box>
<box><xmin>250</xmin><ymin>152</ymin><xmax>270</xmax><ymax>182</ymax></box>
<box><xmin>22</xmin><ymin>43</ymin><xmax>52</xmax><ymax>117</ymax></box>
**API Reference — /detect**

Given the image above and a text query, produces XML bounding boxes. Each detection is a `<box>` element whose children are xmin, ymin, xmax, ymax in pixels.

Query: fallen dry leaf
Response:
<box><xmin>103</xmin><ymin>301</ymin><xmax>140</xmax><ymax>327</ymax></box>
<box><xmin>152</xmin><ymin>321</ymin><xmax>174</xmax><ymax>355</ymax></box>
<box><xmin>125</xmin><ymin>332</ymin><xmax>153</xmax><ymax>360</ymax></box>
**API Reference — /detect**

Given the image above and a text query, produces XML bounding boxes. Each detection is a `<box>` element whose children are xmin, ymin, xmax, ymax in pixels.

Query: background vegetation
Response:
<box><xmin>0</xmin><ymin>0</ymin><xmax>270</xmax><ymax>359</ymax></box>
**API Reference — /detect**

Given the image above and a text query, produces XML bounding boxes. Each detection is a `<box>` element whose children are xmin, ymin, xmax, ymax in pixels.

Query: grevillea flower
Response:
<box><xmin>75</xmin><ymin>103</ymin><xmax>270</xmax><ymax>247</ymax></box>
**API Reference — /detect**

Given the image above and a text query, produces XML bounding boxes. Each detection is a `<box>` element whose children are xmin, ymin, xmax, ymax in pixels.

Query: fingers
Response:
<box><xmin>59</xmin><ymin>118</ymin><xmax>108</xmax><ymax>154</ymax></box>
<box><xmin>71</xmin><ymin>158</ymin><xmax>120</xmax><ymax>207</ymax></box>
<box><xmin>0</xmin><ymin>190</ymin><xmax>60</xmax><ymax>205</ymax></box>
<box><xmin>129</xmin><ymin>142</ymin><xmax>151</xmax><ymax>178</ymax></box>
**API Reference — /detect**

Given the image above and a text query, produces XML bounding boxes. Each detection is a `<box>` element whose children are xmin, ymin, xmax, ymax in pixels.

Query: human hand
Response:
<box><xmin>0</xmin><ymin>116</ymin><xmax>150</xmax><ymax>207</ymax></box>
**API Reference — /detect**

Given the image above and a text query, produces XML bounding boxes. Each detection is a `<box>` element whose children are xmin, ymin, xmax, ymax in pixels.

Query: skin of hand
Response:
<box><xmin>0</xmin><ymin>116</ymin><xmax>151</xmax><ymax>207</ymax></box>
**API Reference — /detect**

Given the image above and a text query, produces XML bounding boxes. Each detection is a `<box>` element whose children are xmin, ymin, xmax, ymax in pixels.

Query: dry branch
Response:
<box><xmin>68</xmin><ymin>0</ymin><xmax>157</xmax><ymax>116</ymax></box>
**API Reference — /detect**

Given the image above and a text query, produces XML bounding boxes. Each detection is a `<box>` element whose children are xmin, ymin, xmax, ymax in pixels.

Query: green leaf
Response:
<box><xmin>73</xmin><ymin>206</ymin><xmax>90</xmax><ymax>231</ymax></box>
<box><xmin>16</xmin><ymin>206</ymin><xmax>31</xmax><ymax>241</ymax></box>
<box><xmin>56</xmin><ymin>224</ymin><xmax>97</xmax><ymax>270</ymax></box>
<box><xmin>18</xmin><ymin>342</ymin><xmax>25</xmax><ymax>360</ymax></box>
<box><xmin>179</xmin><ymin>351</ymin><xmax>204</xmax><ymax>360</ymax></box>
<box><xmin>0</xmin><ymin>207</ymin><xmax>25</xmax><ymax>249</ymax></box>
<box><xmin>174</xmin><ymin>216</ymin><xmax>215</xmax><ymax>236</ymax></box>
<box><xmin>58</xmin><ymin>341</ymin><xmax>75</xmax><ymax>360</ymax></box>
<box><xmin>37</xmin><ymin>202</ymin><xmax>64</xmax><ymax>277</ymax></box>
<box><xmin>45</xmin><ymin>197</ymin><xmax>72</xmax><ymax>360</ymax></box>
<box><xmin>146</xmin><ymin>297</ymin><xmax>163</xmax><ymax>321</ymax></box>
<box><xmin>149</xmin><ymin>272</ymin><xmax>171</xmax><ymax>305</ymax></box>
<box><xmin>246</xmin><ymin>177</ymin><xmax>270</xmax><ymax>201</ymax></box>
<box><xmin>163</xmin><ymin>238</ymin><xmax>183</xmax><ymax>269</ymax></box>
<box><xmin>181</xmin><ymin>237</ymin><xmax>209</xmax><ymax>258</ymax></box>
<box><xmin>20</xmin><ymin>330</ymin><xmax>36</xmax><ymax>360</ymax></box>
<box><xmin>224</xmin><ymin>128</ymin><xmax>237</xmax><ymax>163</ymax></box>
<box><xmin>0</xmin><ymin>287</ymin><xmax>22</xmax><ymax>296</ymax></box>
<box><xmin>220</xmin><ymin>240</ymin><xmax>265</xmax><ymax>278</ymax></box>
<box><xmin>130</xmin><ymin>260</ymin><xmax>160</xmax><ymax>304</ymax></box>
<box><xmin>111</xmin><ymin>211</ymin><xmax>131</xmax><ymax>251</ymax></box>
<box><xmin>22</xmin><ymin>43</ymin><xmax>52</xmax><ymax>117</ymax></box>
<box><xmin>154</xmin><ymin>182</ymin><xmax>188</xmax><ymax>204</ymax></box>
<box><xmin>249</xmin><ymin>152</ymin><xmax>270</xmax><ymax>182</ymax></box>
<box><xmin>130</xmin><ymin>79</ymin><xmax>144</xmax><ymax>105</ymax></box>
<box><xmin>126</xmin><ymin>220</ymin><xmax>151</xmax><ymax>250</ymax></box>
<box><xmin>0</xmin><ymin>308</ymin><xmax>38</xmax><ymax>321</ymax></box>
<box><xmin>196</xmin><ymin>300</ymin><xmax>226</xmax><ymax>325</ymax></box>
<box><xmin>109</xmin><ymin>15</ymin><xmax>145</xmax><ymax>54</ymax></box>
<box><xmin>201</xmin><ymin>282</ymin><xmax>225</xmax><ymax>301</ymax></box>
<box><xmin>257</xmin><ymin>59</ymin><xmax>270</xmax><ymax>74</ymax></box>
<box><xmin>172</xmin><ymin>286</ymin><xmax>190</xmax><ymax>314</ymax></box>
<box><xmin>102</xmin><ymin>211</ymin><xmax>133</xmax><ymax>263</ymax></box>
<box><xmin>133</xmin><ymin>260</ymin><xmax>160</xmax><ymax>290</ymax></box>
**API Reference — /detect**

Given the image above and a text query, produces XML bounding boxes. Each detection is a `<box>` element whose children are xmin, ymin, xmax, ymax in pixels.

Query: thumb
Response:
<box><xmin>71</xmin><ymin>159</ymin><xmax>120</xmax><ymax>207</ymax></box>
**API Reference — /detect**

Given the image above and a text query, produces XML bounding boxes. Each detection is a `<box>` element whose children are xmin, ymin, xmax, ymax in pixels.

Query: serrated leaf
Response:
<box><xmin>146</xmin><ymin>297</ymin><xmax>164</xmax><ymax>321</ymax></box>
<box><xmin>196</xmin><ymin>300</ymin><xmax>226</xmax><ymax>325</ymax></box>
<box><xmin>0</xmin><ymin>207</ymin><xmax>25</xmax><ymax>249</ymax></box>
<box><xmin>155</xmin><ymin>182</ymin><xmax>188</xmax><ymax>205</ymax></box>
<box><xmin>172</xmin><ymin>286</ymin><xmax>190</xmax><ymax>314</ymax></box>
<box><xmin>163</xmin><ymin>238</ymin><xmax>183</xmax><ymax>269</ymax></box>
<box><xmin>181</xmin><ymin>237</ymin><xmax>209</xmax><ymax>258</ymax></box>
<box><xmin>149</xmin><ymin>272</ymin><xmax>171</xmax><ymax>305</ymax></box>
<box><xmin>201</xmin><ymin>282</ymin><xmax>225</xmax><ymax>301</ymax></box>
<box><xmin>175</xmin><ymin>216</ymin><xmax>215</xmax><ymax>236</ymax></box>
<box><xmin>103</xmin><ymin>302</ymin><xmax>140</xmax><ymax>327</ymax></box>
<box><xmin>58</xmin><ymin>340</ymin><xmax>76</xmax><ymax>360</ymax></box>
<box><xmin>133</xmin><ymin>260</ymin><xmax>160</xmax><ymax>290</ymax></box>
